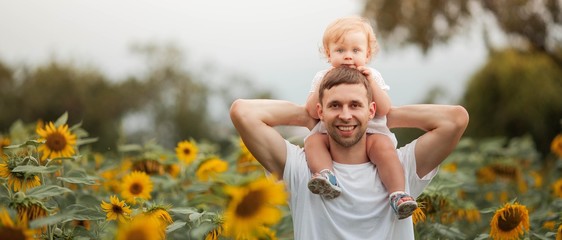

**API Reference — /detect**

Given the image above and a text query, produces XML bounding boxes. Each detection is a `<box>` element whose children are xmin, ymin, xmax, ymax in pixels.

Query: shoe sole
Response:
<box><xmin>308</xmin><ymin>177</ymin><xmax>341</xmax><ymax>199</ymax></box>
<box><xmin>397</xmin><ymin>201</ymin><xmax>418</xmax><ymax>219</ymax></box>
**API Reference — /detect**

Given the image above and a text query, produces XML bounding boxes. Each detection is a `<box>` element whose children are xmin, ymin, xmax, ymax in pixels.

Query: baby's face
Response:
<box><xmin>327</xmin><ymin>31</ymin><xmax>371</xmax><ymax>68</ymax></box>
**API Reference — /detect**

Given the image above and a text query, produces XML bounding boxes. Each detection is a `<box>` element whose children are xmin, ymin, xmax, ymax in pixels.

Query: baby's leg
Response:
<box><xmin>304</xmin><ymin>132</ymin><xmax>333</xmax><ymax>174</ymax></box>
<box><xmin>304</xmin><ymin>133</ymin><xmax>341</xmax><ymax>199</ymax></box>
<box><xmin>366</xmin><ymin>133</ymin><xmax>417</xmax><ymax>219</ymax></box>
<box><xmin>366</xmin><ymin>133</ymin><xmax>404</xmax><ymax>193</ymax></box>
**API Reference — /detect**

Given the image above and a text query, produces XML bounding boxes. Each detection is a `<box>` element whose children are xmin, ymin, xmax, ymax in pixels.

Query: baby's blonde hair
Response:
<box><xmin>322</xmin><ymin>16</ymin><xmax>379</xmax><ymax>60</ymax></box>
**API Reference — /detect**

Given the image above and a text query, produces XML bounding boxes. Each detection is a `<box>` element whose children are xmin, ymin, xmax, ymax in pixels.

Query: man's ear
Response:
<box><xmin>370</xmin><ymin>101</ymin><xmax>376</xmax><ymax>119</ymax></box>
<box><xmin>316</xmin><ymin>103</ymin><xmax>323</xmax><ymax>120</ymax></box>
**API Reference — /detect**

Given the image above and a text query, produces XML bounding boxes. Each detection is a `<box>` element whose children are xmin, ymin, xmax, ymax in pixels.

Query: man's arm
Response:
<box><xmin>230</xmin><ymin>99</ymin><xmax>315</xmax><ymax>178</ymax></box>
<box><xmin>386</xmin><ymin>105</ymin><xmax>469</xmax><ymax>177</ymax></box>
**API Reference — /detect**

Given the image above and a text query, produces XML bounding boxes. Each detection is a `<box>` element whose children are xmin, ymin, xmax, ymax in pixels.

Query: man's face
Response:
<box><xmin>318</xmin><ymin>83</ymin><xmax>375</xmax><ymax>147</ymax></box>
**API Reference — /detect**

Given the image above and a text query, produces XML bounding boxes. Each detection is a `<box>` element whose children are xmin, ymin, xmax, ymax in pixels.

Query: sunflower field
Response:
<box><xmin>0</xmin><ymin>113</ymin><xmax>561</xmax><ymax>240</ymax></box>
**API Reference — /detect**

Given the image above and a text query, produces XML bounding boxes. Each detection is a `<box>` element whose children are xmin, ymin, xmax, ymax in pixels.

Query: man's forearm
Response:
<box><xmin>387</xmin><ymin>104</ymin><xmax>469</xmax><ymax>176</ymax></box>
<box><xmin>387</xmin><ymin>104</ymin><xmax>467</xmax><ymax>132</ymax></box>
<box><xmin>230</xmin><ymin>99</ymin><xmax>315</xmax><ymax>176</ymax></box>
<box><xmin>231</xmin><ymin>99</ymin><xmax>316</xmax><ymax>129</ymax></box>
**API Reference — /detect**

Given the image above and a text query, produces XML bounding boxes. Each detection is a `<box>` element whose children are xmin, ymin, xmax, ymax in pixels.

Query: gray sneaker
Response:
<box><xmin>307</xmin><ymin>169</ymin><xmax>342</xmax><ymax>199</ymax></box>
<box><xmin>389</xmin><ymin>191</ymin><xmax>418</xmax><ymax>219</ymax></box>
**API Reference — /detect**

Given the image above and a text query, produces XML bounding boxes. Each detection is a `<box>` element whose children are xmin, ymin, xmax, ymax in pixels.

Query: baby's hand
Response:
<box><xmin>356</xmin><ymin>66</ymin><xmax>374</xmax><ymax>82</ymax></box>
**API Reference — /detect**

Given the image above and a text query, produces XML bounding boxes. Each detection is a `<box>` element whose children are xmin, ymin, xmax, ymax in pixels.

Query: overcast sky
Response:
<box><xmin>0</xmin><ymin>0</ymin><xmax>487</xmax><ymax>106</ymax></box>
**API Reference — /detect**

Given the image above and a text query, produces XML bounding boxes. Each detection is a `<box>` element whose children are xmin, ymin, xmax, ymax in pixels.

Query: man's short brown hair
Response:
<box><xmin>318</xmin><ymin>67</ymin><xmax>373</xmax><ymax>104</ymax></box>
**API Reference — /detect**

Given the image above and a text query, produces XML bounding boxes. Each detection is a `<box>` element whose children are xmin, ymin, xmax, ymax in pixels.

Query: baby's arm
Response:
<box><xmin>306</xmin><ymin>70</ymin><xmax>327</xmax><ymax>120</ymax></box>
<box><xmin>305</xmin><ymin>91</ymin><xmax>320</xmax><ymax>120</ymax></box>
<box><xmin>358</xmin><ymin>66</ymin><xmax>392</xmax><ymax>117</ymax></box>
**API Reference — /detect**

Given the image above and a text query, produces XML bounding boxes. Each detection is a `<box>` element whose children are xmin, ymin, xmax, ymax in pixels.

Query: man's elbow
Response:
<box><xmin>230</xmin><ymin>99</ymin><xmax>249</xmax><ymax>125</ymax></box>
<box><xmin>449</xmin><ymin>105</ymin><xmax>469</xmax><ymax>134</ymax></box>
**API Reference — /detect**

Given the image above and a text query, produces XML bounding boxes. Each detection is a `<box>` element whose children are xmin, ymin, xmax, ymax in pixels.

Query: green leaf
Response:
<box><xmin>169</xmin><ymin>207</ymin><xmax>200</xmax><ymax>216</ymax></box>
<box><xmin>12</xmin><ymin>165</ymin><xmax>60</xmax><ymax>174</ymax></box>
<box><xmin>4</xmin><ymin>140</ymin><xmax>44</xmax><ymax>149</ymax></box>
<box><xmin>118</xmin><ymin>144</ymin><xmax>143</xmax><ymax>152</ymax></box>
<box><xmin>69</xmin><ymin>121</ymin><xmax>83</xmax><ymax>131</ymax></box>
<box><xmin>57</xmin><ymin>170</ymin><xmax>98</xmax><ymax>185</ymax></box>
<box><xmin>76</xmin><ymin>137</ymin><xmax>99</xmax><ymax>146</ymax></box>
<box><xmin>30</xmin><ymin>211</ymin><xmax>73</xmax><ymax>228</ymax></box>
<box><xmin>166</xmin><ymin>221</ymin><xmax>187</xmax><ymax>233</ymax></box>
<box><xmin>54</xmin><ymin>112</ymin><xmax>69</xmax><ymax>126</ymax></box>
<box><xmin>26</xmin><ymin>185</ymin><xmax>72</xmax><ymax>199</ymax></box>
<box><xmin>189</xmin><ymin>212</ymin><xmax>203</xmax><ymax>222</ymax></box>
<box><xmin>64</xmin><ymin>204</ymin><xmax>105</xmax><ymax>221</ymax></box>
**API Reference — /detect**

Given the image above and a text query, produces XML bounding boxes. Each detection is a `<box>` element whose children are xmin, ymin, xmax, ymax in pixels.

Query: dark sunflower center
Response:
<box><xmin>130</xmin><ymin>183</ymin><xmax>143</xmax><ymax>195</ymax></box>
<box><xmin>112</xmin><ymin>205</ymin><xmax>124</xmax><ymax>214</ymax></box>
<box><xmin>235</xmin><ymin>189</ymin><xmax>264</xmax><ymax>217</ymax></box>
<box><xmin>126</xmin><ymin>229</ymin><xmax>149</xmax><ymax>240</ymax></box>
<box><xmin>46</xmin><ymin>132</ymin><xmax>67</xmax><ymax>151</ymax></box>
<box><xmin>0</xmin><ymin>226</ymin><xmax>27</xmax><ymax>240</ymax></box>
<box><xmin>183</xmin><ymin>148</ymin><xmax>191</xmax><ymax>155</ymax></box>
<box><xmin>498</xmin><ymin>209</ymin><xmax>522</xmax><ymax>231</ymax></box>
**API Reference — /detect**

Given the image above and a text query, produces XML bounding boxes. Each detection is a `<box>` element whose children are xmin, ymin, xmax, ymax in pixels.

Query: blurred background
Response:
<box><xmin>0</xmin><ymin>0</ymin><xmax>561</xmax><ymax>156</ymax></box>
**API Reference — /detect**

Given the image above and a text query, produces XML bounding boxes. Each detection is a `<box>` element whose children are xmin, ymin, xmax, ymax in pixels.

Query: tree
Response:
<box><xmin>0</xmin><ymin>60</ymin><xmax>153</xmax><ymax>151</ymax></box>
<box><xmin>461</xmin><ymin>49</ymin><xmax>562</xmax><ymax>154</ymax></box>
<box><xmin>362</xmin><ymin>0</ymin><xmax>562</xmax><ymax>63</ymax></box>
<box><xmin>362</xmin><ymin>0</ymin><xmax>562</xmax><ymax>153</ymax></box>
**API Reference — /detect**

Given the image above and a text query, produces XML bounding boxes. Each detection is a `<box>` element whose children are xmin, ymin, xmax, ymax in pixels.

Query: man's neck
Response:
<box><xmin>329</xmin><ymin>138</ymin><xmax>370</xmax><ymax>164</ymax></box>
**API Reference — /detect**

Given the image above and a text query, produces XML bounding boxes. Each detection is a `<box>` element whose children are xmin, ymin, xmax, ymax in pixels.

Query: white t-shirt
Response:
<box><xmin>308</xmin><ymin>68</ymin><xmax>397</xmax><ymax>147</ymax></box>
<box><xmin>282</xmin><ymin>140</ymin><xmax>438</xmax><ymax>240</ymax></box>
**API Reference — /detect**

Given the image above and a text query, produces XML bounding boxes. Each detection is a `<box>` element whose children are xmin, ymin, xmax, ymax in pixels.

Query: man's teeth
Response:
<box><xmin>338</xmin><ymin>126</ymin><xmax>354</xmax><ymax>131</ymax></box>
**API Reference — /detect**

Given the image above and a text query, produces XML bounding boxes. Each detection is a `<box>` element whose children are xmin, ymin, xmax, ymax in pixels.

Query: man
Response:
<box><xmin>230</xmin><ymin>67</ymin><xmax>469</xmax><ymax>239</ymax></box>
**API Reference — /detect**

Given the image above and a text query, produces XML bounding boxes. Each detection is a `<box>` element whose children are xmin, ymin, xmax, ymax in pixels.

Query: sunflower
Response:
<box><xmin>0</xmin><ymin>163</ymin><xmax>41</xmax><ymax>192</ymax></box>
<box><xmin>489</xmin><ymin>202</ymin><xmax>529</xmax><ymax>240</ymax></box>
<box><xmin>415</xmin><ymin>193</ymin><xmax>452</xmax><ymax>222</ymax></box>
<box><xmin>132</xmin><ymin>159</ymin><xmax>164</xmax><ymax>175</ymax></box>
<box><xmin>458</xmin><ymin>208</ymin><xmax>481</xmax><ymax>223</ymax></box>
<box><xmin>100</xmin><ymin>160</ymin><xmax>133</xmax><ymax>193</ymax></box>
<box><xmin>542</xmin><ymin>220</ymin><xmax>555</xmax><ymax>230</ymax></box>
<box><xmin>36</xmin><ymin>122</ymin><xmax>77</xmax><ymax>161</ymax></box>
<box><xmin>205</xmin><ymin>225</ymin><xmax>223</xmax><ymax>240</ymax></box>
<box><xmin>551</xmin><ymin>134</ymin><xmax>562</xmax><ymax>157</ymax></box>
<box><xmin>101</xmin><ymin>195</ymin><xmax>132</xmax><ymax>223</ymax></box>
<box><xmin>557</xmin><ymin>224</ymin><xmax>562</xmax><ymax>240</ymax></box>
<box><xmin>223</xmin><ymin>176</ymin><xmax>287</xmax><ymax>239</ymax></box>
<box><xmin>72</xmin><ymin>220</ymin><xmax>91</xmax><ymax>230</ymax></box>
<box><xmin>553</xmin><ymin>178</ymin><xmax>562</xmax><ymax>198</ymax></box>
<box><xmin>142</xmin><ymin>206</ymin><xmax>173</xmax><ymax>227</ymax></box>
<box><xmin>0</xmin><ymin>137</ymin><xmax>10</xmax><ymax>160</ymax></box>
<box><xmin>476</xmin><ymin>166</ymin><xmax>496</xmax><ymax>184</ymax></box>
<box><xmin>412</xmin><ymin>207</ymin><xmax>426</xmax><ymax>225</ymax></box>
<box><xmin>237</xmin><ymin>138</ymin><xmax>262</xmax><ymax>173</ymax></box>
<box><xmin>116</xmin><ymin>215</ymin><xmax>164</xmax><ymax>240</ymax></box>
<box><xmin>11</xmin><ymin>195</ymin><xmax>48</xmax><ymax>224</ymax></box>
<box><xmin>529</xmin><ymin>171</ymin><xmax>543</xmax><ymax>188</ymax></box>
<box><xmin>120</xmin><ymin>171</ymin><xmax>153</xmax><ymax>204</ymax></box>
<box><xmin>196</xmin><ymin>157</ymin><xmax>228</xmax><ymax>181</ymax></box>
<box><xmin>251</xmin><ymin>226</ymin><xmax>277</xmax><ymax>240</ymax></box>
<box><xmin>0</xmin><ymin>208</ymin><xmax>35</xmax><ymax>240</ymax></box>
<box><xmin>165</xmin><ymin>164</ymin><xmax>180</xmax><ymax>178</ymax></box>
<box><xmin>441</xmin><ymin>162</ymin><xmax>457</xmax><ymax>172</ymax></box>
<box><xmin>175</xmin><ymin>140</ymin><xmax>198</xmax><ymax>165</ymax></box>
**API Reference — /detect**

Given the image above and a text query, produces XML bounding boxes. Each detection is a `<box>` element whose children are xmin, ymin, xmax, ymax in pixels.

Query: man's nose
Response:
<box><xmin>339</xmin><ymin>106</ymin><xmax>352</xmax><ymax>120</ymax></box>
